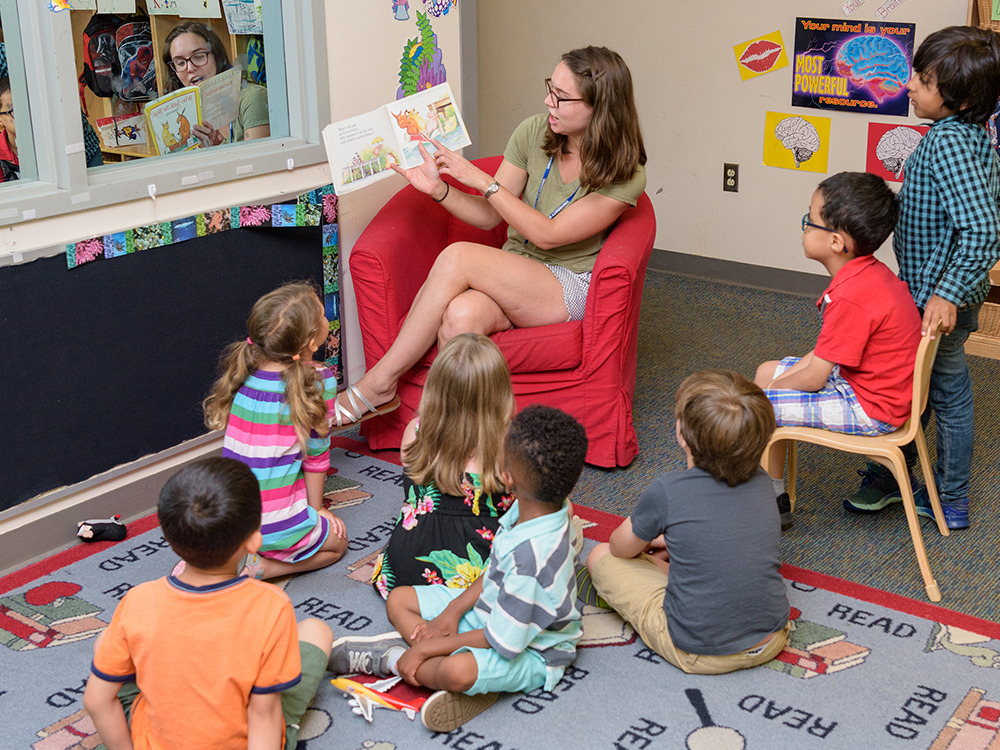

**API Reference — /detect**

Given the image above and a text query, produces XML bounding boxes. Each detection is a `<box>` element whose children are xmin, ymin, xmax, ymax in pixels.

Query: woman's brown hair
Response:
<box><xmin>162</xmin><ymin>21</ymin><xmax>232</xmax><ymax>93</ymax></box>
<box><xmin>403</xmin><ymin>333</ymin><xmax>515</xmax><ymax>496</ymax></box>
<box><xmin>542</xmin><ymin>46</ymin><xmax>647</xmax><ymax>191</ymax></box>
<box><xmin>203</xmin><ymin>282</ymin><xmax>329</xmax><ymax>450</ymax></box>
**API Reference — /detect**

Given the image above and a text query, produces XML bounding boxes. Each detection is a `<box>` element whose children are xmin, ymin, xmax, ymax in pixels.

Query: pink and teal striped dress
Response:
<box><xmin>223</xmin><ymin>368</ymin><xmax>334</xmax><ymax>562</ymax></box>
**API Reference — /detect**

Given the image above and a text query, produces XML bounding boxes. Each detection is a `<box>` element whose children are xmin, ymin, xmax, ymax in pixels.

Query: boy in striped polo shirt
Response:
<box><xmin>329</xmin><ymin>405</ymin><xmax>587</xmax><ymax>732</ymax></box>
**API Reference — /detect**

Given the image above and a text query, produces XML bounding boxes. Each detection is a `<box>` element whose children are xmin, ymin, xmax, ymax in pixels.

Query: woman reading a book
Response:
<box><xmin>333</xmin><ymin>46</ymin><xmax>647</xmax><ymax>425</ymax></box>
<box><xmin>161</xmin><ymin>21</ymin><xmax>269</xmax><ymax>147</ymax></box>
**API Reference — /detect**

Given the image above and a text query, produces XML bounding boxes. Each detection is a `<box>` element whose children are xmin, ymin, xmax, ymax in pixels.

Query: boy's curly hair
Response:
<box><xmin>504</xmin><ymin>405</ymin><xmax>588</xmax><ymax>505</ymax></box>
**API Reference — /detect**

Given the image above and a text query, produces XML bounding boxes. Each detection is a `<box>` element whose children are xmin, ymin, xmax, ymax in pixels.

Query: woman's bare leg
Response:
<box><xmin>340</xmin><ymin>242</ymin><xmax>567</xmax><ymax>414</ymax></box>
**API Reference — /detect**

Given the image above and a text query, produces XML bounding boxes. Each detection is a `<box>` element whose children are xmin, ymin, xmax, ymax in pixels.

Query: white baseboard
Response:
<box><xmin>0</xmin><ymin>433</ymin><xmax>224</xmax><ymax>578</ymax></box>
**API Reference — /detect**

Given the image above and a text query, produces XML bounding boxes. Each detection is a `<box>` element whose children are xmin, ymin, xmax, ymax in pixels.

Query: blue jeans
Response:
<box><xmin>904</xmin><ymin>303</ymin><xmax>979</xmax><ymax>501</ymax></box>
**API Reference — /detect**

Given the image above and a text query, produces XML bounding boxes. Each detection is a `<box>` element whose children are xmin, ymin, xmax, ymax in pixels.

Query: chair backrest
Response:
<box><xmin>909</xmin><ymin>325</ymin><xmax>942</xmax><ymax>427</ymax></box>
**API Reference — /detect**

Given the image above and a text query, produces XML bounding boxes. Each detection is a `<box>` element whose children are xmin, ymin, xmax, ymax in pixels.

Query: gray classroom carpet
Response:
<box><xmin>571</xmin><ymin>271</ymin><xmax>1000</xmax><ymax>621</ymax></box>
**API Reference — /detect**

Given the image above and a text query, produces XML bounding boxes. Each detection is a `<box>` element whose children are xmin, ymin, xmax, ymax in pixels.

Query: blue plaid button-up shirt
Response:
<box><xmin>894</xmin><ymin>115</ymin><xmax>1000</xmax><ymax>310</ymax></box>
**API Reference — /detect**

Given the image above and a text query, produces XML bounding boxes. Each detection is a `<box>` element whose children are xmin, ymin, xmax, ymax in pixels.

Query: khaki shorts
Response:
<box><xmin>590</xmin><ymin>552</ymin><xmax>789</xmax><ymax>674</ymax></box>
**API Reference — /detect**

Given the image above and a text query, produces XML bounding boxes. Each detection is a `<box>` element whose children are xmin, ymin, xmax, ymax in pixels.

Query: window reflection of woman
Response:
<box><xmin>162</xmin><ymin>21</ymin><xmax>269</xmax><ymax>147</ymax></box>
<box><xmin>0</xmin><ymin>77</ymin><xmax>19</xmax><ymax>182</ymax></box>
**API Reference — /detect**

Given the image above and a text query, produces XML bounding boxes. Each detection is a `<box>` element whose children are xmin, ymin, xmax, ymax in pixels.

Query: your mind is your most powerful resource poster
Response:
<box><xmin>792</xmin><ymin>17</ymin><xmax>914</xmax><ymax>117</ymax></box>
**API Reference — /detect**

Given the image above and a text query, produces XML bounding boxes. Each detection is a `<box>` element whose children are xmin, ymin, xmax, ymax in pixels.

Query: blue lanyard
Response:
<box><xmin>525</xmin><ymin>157</ymin><xmax>580</xmax><ymax>247</ymax></box>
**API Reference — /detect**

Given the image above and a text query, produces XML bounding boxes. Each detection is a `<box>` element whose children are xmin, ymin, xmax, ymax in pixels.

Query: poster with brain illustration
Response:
<box><xmin>763</xmin><ymin>111</ymin><xmax>831</xmax><ymax>173</ymax></box>
<box><xmin>866</xmin><ymin>122</ymin><xmax>929</xmax><ymax>182</ymax></box>
<box><xmin>793</xmin><ymin>17</ymin><xmax>914</xmax><ymax>116</ymax></box>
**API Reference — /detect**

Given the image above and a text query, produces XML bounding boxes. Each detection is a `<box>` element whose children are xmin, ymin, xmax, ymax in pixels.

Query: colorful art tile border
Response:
<box><xmin>65</xmin><ymin>185</ymin><xmax>343</xmax><ymax>383</ymax></box>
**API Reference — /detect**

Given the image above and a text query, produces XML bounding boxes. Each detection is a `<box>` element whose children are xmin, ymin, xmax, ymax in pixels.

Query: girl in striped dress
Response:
<box><xmin>201</xmin><ymin>282</ymin><xmax>351</xmax><ymax>579</ymax></box>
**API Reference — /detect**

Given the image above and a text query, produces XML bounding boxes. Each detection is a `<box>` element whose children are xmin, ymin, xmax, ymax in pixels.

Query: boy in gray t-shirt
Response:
<box><xmin>586</xmin><ymin>370</ymin><xmax>790</xmax><ymax>674</ymax></box>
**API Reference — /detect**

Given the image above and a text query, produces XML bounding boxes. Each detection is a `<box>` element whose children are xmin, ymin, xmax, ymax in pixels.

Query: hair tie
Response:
<box><xmin>292</xmin><ymin>354</ymin><xmax>300</xmax><ymax>361</ymax></box>
<box><xmin>246</xmin><ymin>337</ymin><xmax>254</xmax><ymax>345</ymax></box>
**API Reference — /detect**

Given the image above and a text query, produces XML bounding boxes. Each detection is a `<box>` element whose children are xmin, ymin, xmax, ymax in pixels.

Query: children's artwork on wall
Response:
<box><xmin>423</xmin><ymin>0</ymin><xmax>457</xmax><ymax>17</ymax></box>
<box><xmin>65</xmin><ymin>186</ymin><xmax>344</xmax><ymax>383</ymax></box>
<box><xmin>175</xmin><ymin>0</ymin><xmax>221</xmax><ymax>18</ymax></box>
<box><xmin>48</xmin><ymin>0</ymin><xmax>96</xmax><ymax>10</ymax></box>
<box><xmin>397</xmin><ymin>12</ymin><xmax>446</xmax><ymax>99</ymax></box>
<box><xmin>393</xmin><ymin>0</ymin><xmax>410</xmax><ymax>20</ymax></box>
<box><xmin>147</xmin><ymin>0</ymin><xmax>179</xmax><ymax>14</ymax></box>
<box><xmin>793</xmin><ymin>17</ymin><xmax>914</xmax><ymax>117</ymax></box>
<box><xmin>97</xmin><ymin>0</ymin><xmax>137</xmax><ymax>12</ymax></box>
<box><xmin>222</xmin><ymin>0</ymin><xmax>262</xmax><ymax>34</ymax></box>
<box><xmin>875</xmin><ymin>0</ymin><xmax>907</xmax><ymax>20</ymax></box>
<box><xmin>733</xmin><ymin>31</ymin><xmax>789</xmax><ymax>81</ymax></box>
<box><xmin>842</xmin><ymin>0</ymin><xmax>866</xmax><ymax>15</ymax></box>
<box><xmin>866</xmin><ymin>122</ymin><xmax>928</xmax><ymax>182</ymax></box>
<box><xmin>763</xmin><ymin>112</ymin><xmax>831</xmax><ymax>173</ymax></box>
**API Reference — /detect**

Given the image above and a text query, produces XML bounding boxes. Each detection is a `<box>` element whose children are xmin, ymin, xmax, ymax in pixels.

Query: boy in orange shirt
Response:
<box><xmin>83</xmin><ymin>458</ymin><xmax>333</xmax><ymax>750</ymax></box>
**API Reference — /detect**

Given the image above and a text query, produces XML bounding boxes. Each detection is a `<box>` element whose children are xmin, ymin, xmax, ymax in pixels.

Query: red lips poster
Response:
<box><xmin>734</xmin><ymin>31</ymin><xmax>790</xmax><ymax>81</ymax></box>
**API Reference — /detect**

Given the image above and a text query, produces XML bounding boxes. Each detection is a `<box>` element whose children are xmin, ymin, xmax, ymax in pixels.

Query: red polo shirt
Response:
<box><xmin>814</xmin><ymin>254</ymin><xmax>922</xmax><ymax>426</ymax></box>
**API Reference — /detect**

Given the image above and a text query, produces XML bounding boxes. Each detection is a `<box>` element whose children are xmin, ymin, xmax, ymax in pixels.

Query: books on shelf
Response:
<box><xmin>322</xmin><ymin>82</ymin><xmax>471</xmax><ymax>195</ymax></box>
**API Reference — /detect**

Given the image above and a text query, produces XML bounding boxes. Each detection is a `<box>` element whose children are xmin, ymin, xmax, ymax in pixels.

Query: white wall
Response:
<box><xmin>477</xmin><ymin>0</ymin><xmax>967</xmax><ymax>276</ymax></box>
<box><xmin>328</xmin><ymin>2</ymin><xmax>464</xmax><ymax>384</ymax></box>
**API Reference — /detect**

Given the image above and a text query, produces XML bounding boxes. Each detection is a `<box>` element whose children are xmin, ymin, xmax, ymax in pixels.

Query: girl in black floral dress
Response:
<box><xmin>372</xmin><ymin>334</ymin><xmax>514</xmax><ymax>598</ymax></box>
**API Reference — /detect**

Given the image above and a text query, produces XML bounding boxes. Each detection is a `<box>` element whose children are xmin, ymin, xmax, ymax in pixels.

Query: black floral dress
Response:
<box><xmin>371</xmin><ymin>472</ymin><xmax>514</xmax><ymax>599</ymax></box>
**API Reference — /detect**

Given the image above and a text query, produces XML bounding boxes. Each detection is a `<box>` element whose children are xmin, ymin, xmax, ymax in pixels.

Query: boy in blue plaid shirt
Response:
<box><xmin>327</xmin><ymin>405</ymin><xmax>586</xmax><ymax>733</ymax></box>
<box><xmin>755</xmin><ymin>173</ymin><xmax>922</xmax><ymax>526</ymax></box>
<box><xmin>844</xmin><ymin>27</ymin><xmax>1000</xmax><ymax>530</ymax></box>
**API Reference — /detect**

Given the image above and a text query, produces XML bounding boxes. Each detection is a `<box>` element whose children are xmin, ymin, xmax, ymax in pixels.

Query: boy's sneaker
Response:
<box><xmin>420</xmin><ymin>690</ymin><xmax>498</xmax><ymax>732</ymax></box>
<box><xmin>776</xmin><ymin>493</ymin><xmax>793</xmax><ymax>530</ymax></box>
<box><xmin>328</xmin><ymin>632</ymin><xmax>407</xmax><ymax>677</ymax></box>
<box><xmin>913</xmin><ymin>488</ymin><xmax>969</xmax><ymax>530</ymax></box>
<box><xmin>843</xmin><ymin>463</ymin><xmax>904</xmax><ymax>513</ymax></box>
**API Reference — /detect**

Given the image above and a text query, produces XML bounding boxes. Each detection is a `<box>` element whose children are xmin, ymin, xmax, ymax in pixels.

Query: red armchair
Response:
<box><xmin>349</xmin><ymin>156</ymin><xmax>657</xmax><ymax>467</ymax></box>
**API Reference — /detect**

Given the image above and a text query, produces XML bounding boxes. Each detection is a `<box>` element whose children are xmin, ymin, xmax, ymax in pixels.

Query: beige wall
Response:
<box><xmin>477</xmin><ymin>0</ymin><xmax>967</xmax><ymax>276</ymax></box>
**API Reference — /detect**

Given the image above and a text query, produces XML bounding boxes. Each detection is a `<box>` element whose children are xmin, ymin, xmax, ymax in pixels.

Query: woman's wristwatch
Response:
<box><xmin>483</xmin><ymin>181</ymin><xmax>500</xmax><ymax>200</ymax></box>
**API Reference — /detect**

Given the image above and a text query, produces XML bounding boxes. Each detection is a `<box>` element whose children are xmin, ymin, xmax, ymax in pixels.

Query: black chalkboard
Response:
<box><xmin>0</xmin><ymin>226</ymin><xmax>324</xmax><ymax>511</ymax></box>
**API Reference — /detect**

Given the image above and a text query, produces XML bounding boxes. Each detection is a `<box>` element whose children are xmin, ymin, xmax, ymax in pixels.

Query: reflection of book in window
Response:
<box><xmin>322</xmin><ymin>82</ymin><xmax>471</xmax><ymax>195</ymax></box>
<box><xmin>143</xmin><ymin>68</ymin><xmax>240</xmax><ymax>155</ymax></box>
<box><xmin>96</xmin><ymin>113</ymin><xmax>147</xmax><ymax>148</ymax></box>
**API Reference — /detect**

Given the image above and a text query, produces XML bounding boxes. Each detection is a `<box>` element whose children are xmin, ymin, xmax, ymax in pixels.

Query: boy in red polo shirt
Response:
<box><xmin>754</xmin><ymin>172</ymin><xmax>921</xmax><ymax>527</ymax></box>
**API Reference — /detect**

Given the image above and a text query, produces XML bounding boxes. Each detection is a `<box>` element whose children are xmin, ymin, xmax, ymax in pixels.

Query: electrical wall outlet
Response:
<box><xmin>724</xmin><ymin>163</ymin><xmax>739</xmax><ymax>193</ymax></box>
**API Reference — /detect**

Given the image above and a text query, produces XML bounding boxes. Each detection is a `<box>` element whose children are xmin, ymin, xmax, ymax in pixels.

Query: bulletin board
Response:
<box><xmin>0</xmin><ymin>225</ymin><xmax>322</xmax><ymax>512</ymax></box>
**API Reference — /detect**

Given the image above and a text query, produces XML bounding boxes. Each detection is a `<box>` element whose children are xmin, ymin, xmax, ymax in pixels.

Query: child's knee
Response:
<box><xmin>386</xmin><ymin>586</ymin><xmax>417</xmax><ymax>617</ymax></box>
<box><xmin>297</xmin><ymin>617</ymin><xmax>333</xmax><ymax>655</ymax></box>
<box><xmin>437</xmin><ymin>654</ymin><xmax>478</xmax><ymax>693</ymax></box>
<box><xmin>586</xmin><ymin>542</ymin><xmax>611</xmax><ymax>570</ymax></box>
<box><xmin>754</xmin><ymin>361</ymin><xmax>778</xmax><ymax>387</ymax></box>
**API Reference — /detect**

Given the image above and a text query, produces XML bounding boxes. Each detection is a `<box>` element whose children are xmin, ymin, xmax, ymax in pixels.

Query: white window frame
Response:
<box><xmin>0</xmin><ymin>0</ymin><xmax>328</xmax><ymax>232</ymax></box>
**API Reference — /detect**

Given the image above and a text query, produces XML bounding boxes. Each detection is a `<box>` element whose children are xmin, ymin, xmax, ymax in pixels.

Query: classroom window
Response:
<box><xmin>0</xmin><ymin>0</ymin><xmax>327</xmax><ymax>227</ymax></box>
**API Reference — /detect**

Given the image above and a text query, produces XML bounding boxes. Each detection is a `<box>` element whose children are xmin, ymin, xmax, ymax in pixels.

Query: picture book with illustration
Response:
<box><xmin>323</xmin><ymin>82</ymin><xmax>471</xmax><ymax>195</ymax></box>
<box><xmin>144</xmin><ymin>67</ymin><xmax>240</xmax><ymax>155</ymax></box>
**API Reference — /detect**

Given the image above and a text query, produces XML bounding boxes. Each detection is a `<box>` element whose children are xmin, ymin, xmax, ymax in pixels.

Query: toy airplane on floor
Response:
<box><xmin>330</xmin><ymin>675</ymin><xmax>427</xmax><ymax>722</ymax></box>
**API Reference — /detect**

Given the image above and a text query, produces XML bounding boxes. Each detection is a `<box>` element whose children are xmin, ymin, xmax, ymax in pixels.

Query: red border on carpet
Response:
<box><xmin>3</xmin><ymin>438</ymin><xmax>997</xmax><ymax>641</ymax></box>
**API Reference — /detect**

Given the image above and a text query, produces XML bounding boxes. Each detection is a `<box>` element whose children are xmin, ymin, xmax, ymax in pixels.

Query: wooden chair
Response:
<box><xmin>760</xmin><ymin>327</ymin><xmax>950</xmax><ymax>601</ymax></box>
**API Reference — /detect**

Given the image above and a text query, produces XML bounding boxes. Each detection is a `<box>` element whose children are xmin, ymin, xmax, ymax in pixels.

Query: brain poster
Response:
<box><xmin>866</xmin><ymin>122</ymin><xmax>929</xmax><ymax>182</ymax></box>
<box><xmin>763</xmin><ymin>111</ymin><xmax>831</xmax><ymax>173</ymax></box>
<box><xmin>792</xmin><ymin>17</ymin><xmax>914</xmax><ymax>116</ymax></box>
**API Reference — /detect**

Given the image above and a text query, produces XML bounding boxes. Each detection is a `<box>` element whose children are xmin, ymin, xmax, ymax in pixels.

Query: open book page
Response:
<box><xmin>198</xmin><ymin>68</ymin><xmax>241</xmax><ymax>133</ymax></box>
<box><xmin>323</xmin><ymin>110</ymin><xmax>402</xmax><ymax>195</ymax></box>
<box><xmin>144</xmin><ymin>88</ymin><xmax>202</xmax><ymax>155</ymax></box>
<box><xmin>323</xmin><ymin>82</ymin><xmax>471</xmax><ymax>195</ymax></box>
<box><xmin>386</xmin><ymin>82</ymin><xmax>470</xmax><ymax>169</ymax></box>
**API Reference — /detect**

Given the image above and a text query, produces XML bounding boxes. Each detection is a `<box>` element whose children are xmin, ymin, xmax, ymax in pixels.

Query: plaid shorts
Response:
<box><xmin>765</xmin><ymin>357</ymin><xmax>897</xmax><ymax>436</ymax></box>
